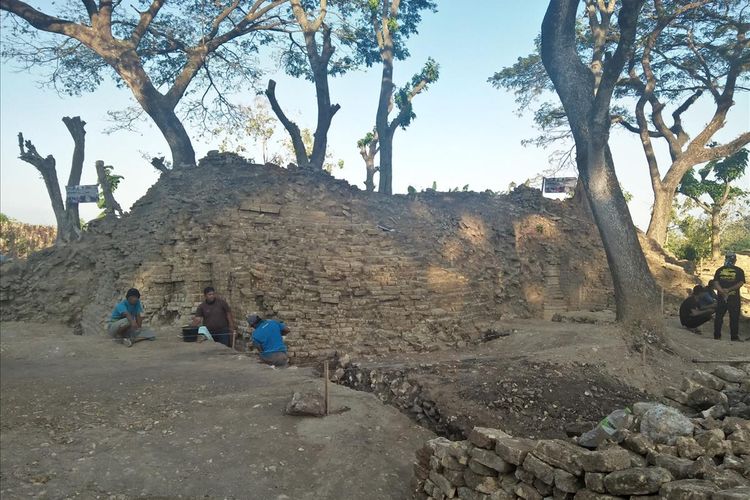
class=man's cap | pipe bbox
[246,314,260,326]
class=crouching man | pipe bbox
[247,314,289,367]
[108,288,156,347]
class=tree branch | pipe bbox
[265,79,308,167]
[130,0,165,48]
[0,0,89,38]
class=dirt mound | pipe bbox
[0,153,701,357]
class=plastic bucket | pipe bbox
[181,326,199,342]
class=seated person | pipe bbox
[247,314,289,367]
[107,288,156,347]
[191,286,236,348]
[679,285,716,333]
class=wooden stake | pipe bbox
[660,288,664,315]
[324,361,330,416]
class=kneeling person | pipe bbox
[679,285,715,332]
[108,288,156,347]
[192,287,236,347]
[248,314,289,367]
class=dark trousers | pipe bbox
[682,313,713,329]
[714,295,741,340]
[211,329,232,348]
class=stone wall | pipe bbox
[413,364,750,499]
[0,153,695,357]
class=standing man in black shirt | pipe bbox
[713,252,746,341]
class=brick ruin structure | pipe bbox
[0,152,694,359]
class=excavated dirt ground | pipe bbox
[1,315,748,498]
[0,322,433,499]
[348,314,750,440]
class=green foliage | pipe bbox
[97,165,124,213]
[348,0,438,68]
[665,201,712,261]
[678,149,749,208]
[1,1,283,133]
[394,57,440,129]
[357,131,376,148]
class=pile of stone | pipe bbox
[413,364,750,499]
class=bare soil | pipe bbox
[1,315,748,498]
[0,322,433,499]
[350,315,750,440]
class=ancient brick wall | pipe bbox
[0,152,693,358]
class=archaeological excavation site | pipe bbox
[1,154,749,499]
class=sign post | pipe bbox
[542,177,577,195]
[65,185,99,204]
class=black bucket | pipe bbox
[181,326,199,342]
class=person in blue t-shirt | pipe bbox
[107,288,155,347]
[247,314,289,367]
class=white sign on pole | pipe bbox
[66,185,99,203]
[542,177,577,194]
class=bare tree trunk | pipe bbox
[541,0,661,326]
[376,18,395,194]
[265,79,310,168]
[306,25,340,170]
[16,133,78,243]
[711,208,722,260]
[95,160,123,218]
[62,116,85,237]
[646,184,674,246]
[146,105,196,169]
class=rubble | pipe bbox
[412,364,750,499]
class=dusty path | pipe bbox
[0,322,433,499]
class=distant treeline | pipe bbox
[0,214,56,260]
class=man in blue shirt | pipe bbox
[247,314,289,366]
[107,288,155,347]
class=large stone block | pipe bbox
[522,453,555,485]
[713,365,747,383]
[464,469,499,494]
[649,452,694,480]
[554,467,583,493]
[430,470,457,498]
[584,472,606,493]
[602,467,673,495]
[658,479,718,500]
[675,436,705,460]
[514,482,543,500]
[495,437,536,466]
[712,486,750,500]
[689,370,726,391]
[470,447,513,473]
[469,427,511,449]
[578,447,631,473]
[531,439,585,476]
[468,458,497,476]
[640,404,695,445]
[687,387,729,410]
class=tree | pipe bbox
[16,116,87,243]
[351,0,438,194]
[1,0,289,169]
[677,148,749,259]
[95,160,123,218]
[492,1,750,246]
[265,0,347,170]
[617,1,750,245]
[541,0,662,325]
[357,58,439,193]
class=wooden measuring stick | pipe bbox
[324,361,330,416]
